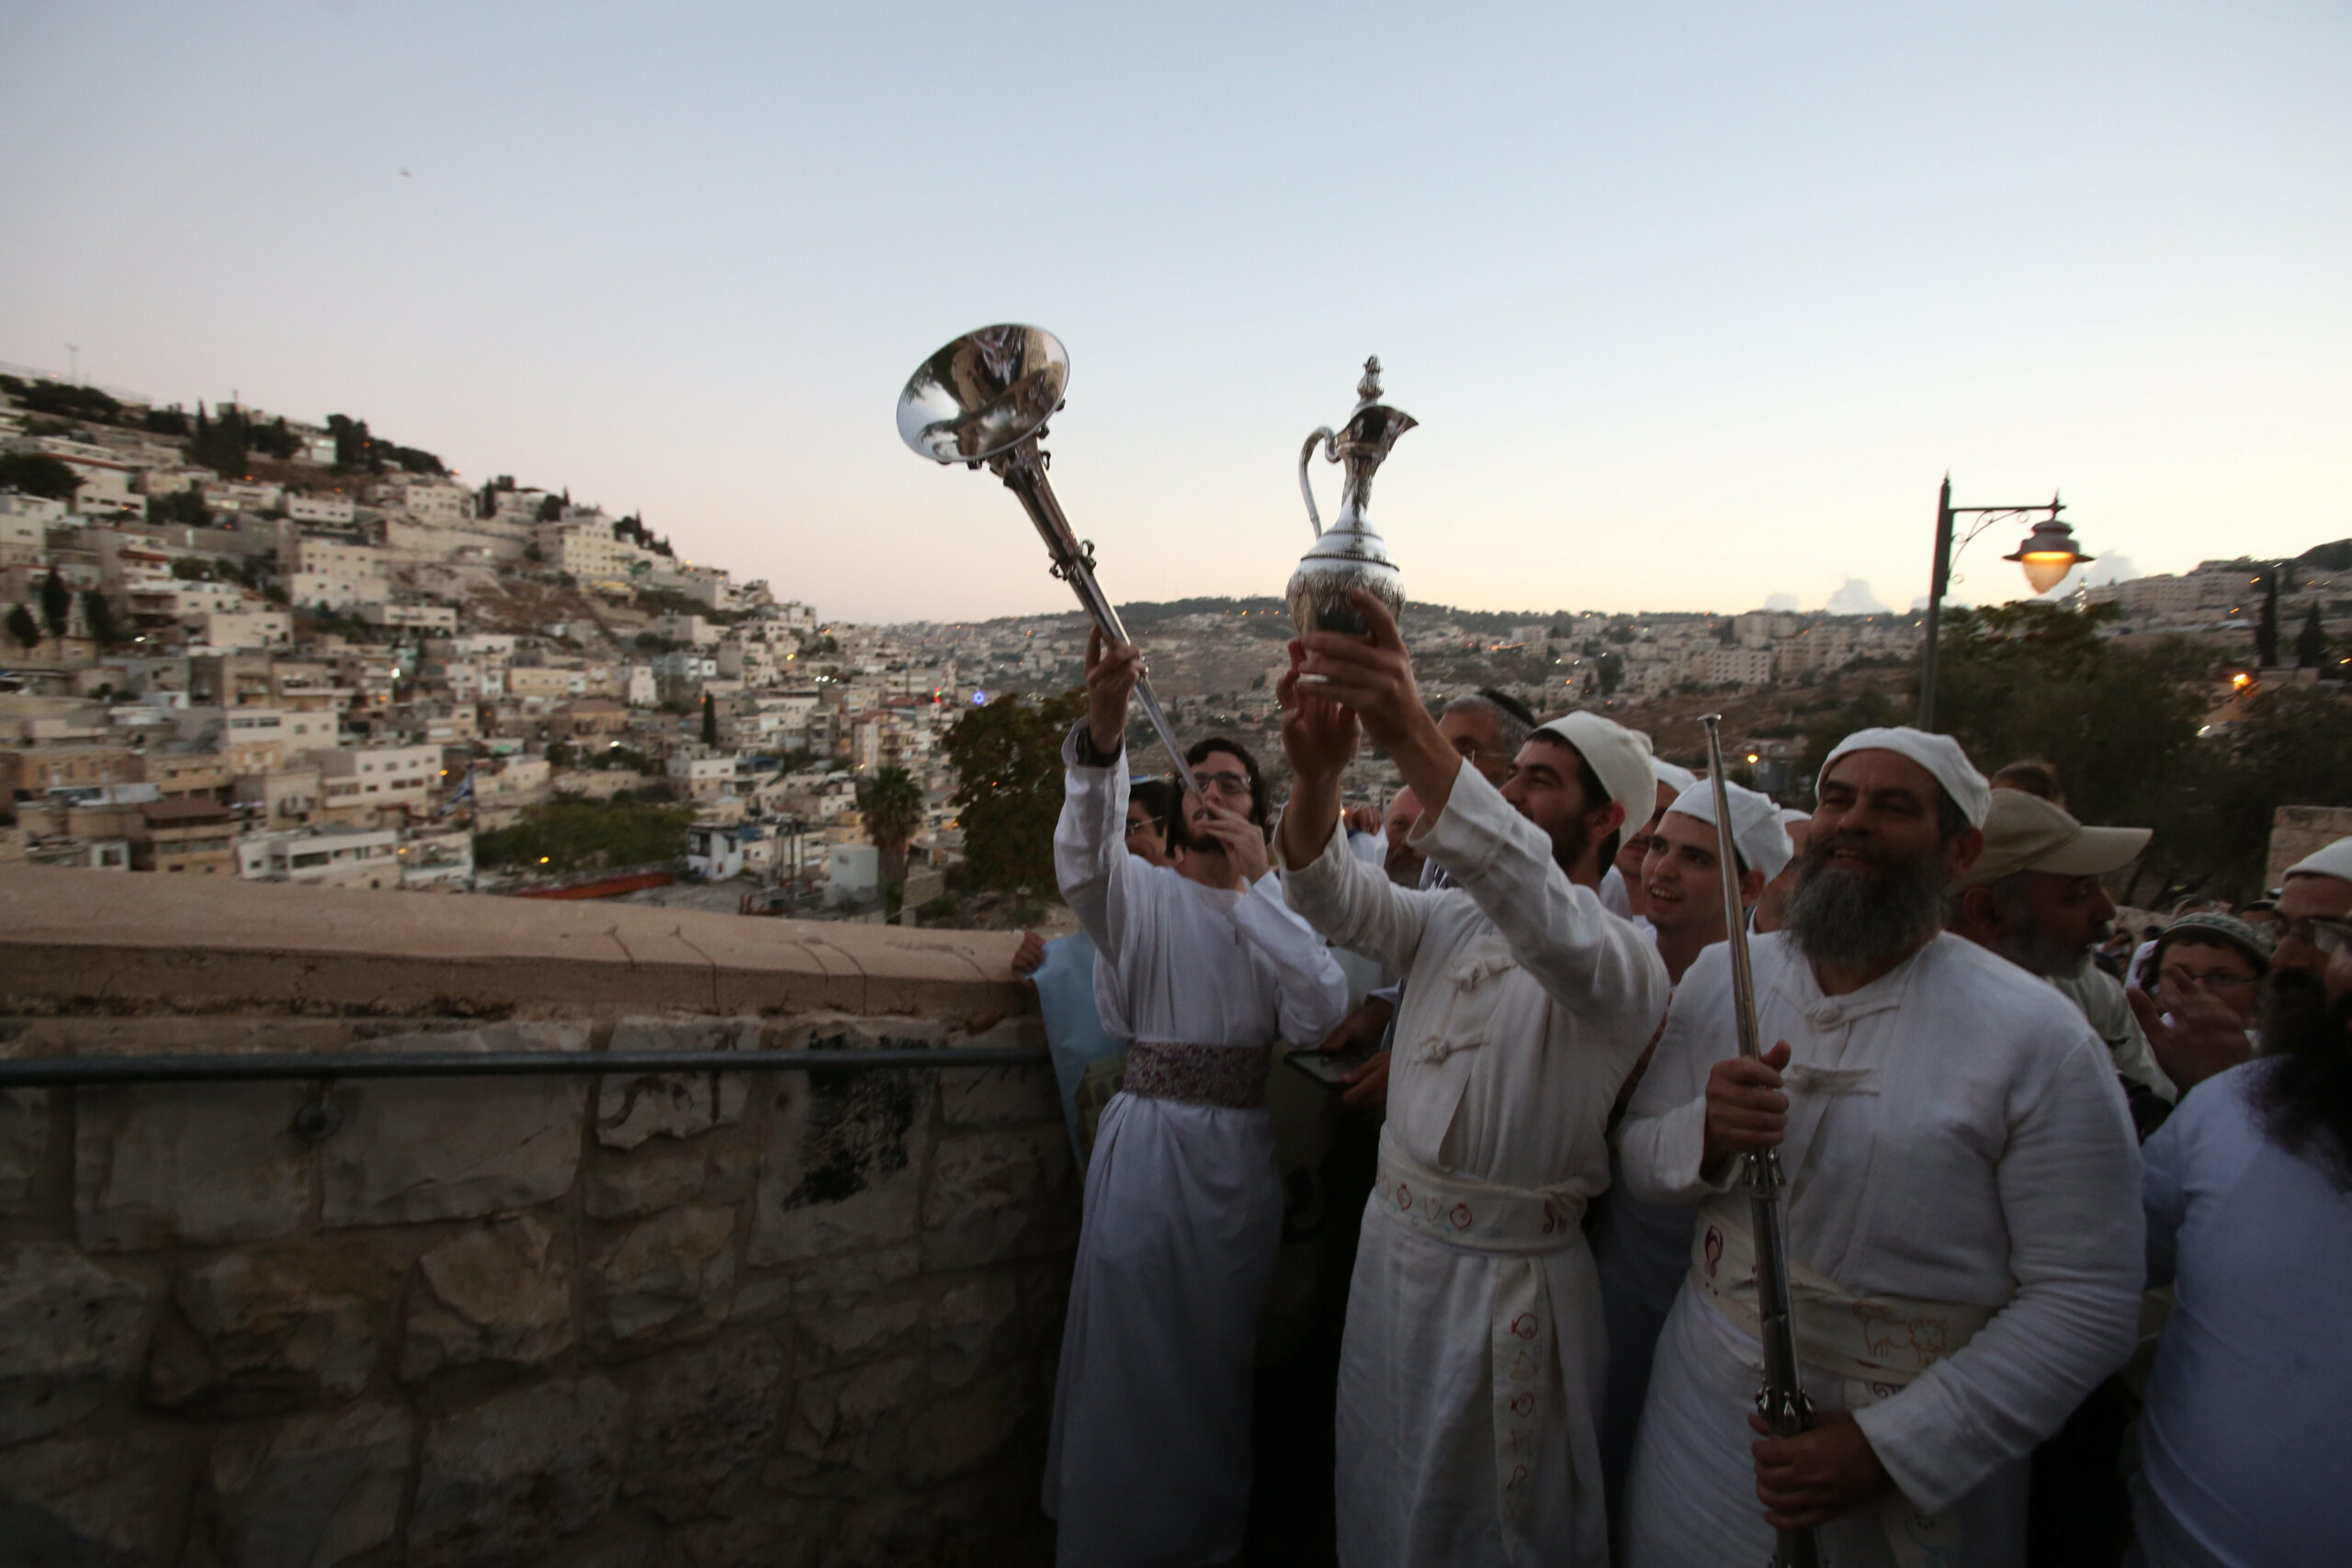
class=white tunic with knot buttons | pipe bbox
[1616,931,2144,1568]
[1042,728,1351,1568]
[1282,760,1669,1568]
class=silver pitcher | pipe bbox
[1288,356,1417,638]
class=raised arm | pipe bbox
[1052,629,1147,951]
[1274,651,1438,971]
[1416,759,1668,1034]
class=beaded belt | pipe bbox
[1123,1042,1271,1110]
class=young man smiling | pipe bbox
[1274,591,1668,1568]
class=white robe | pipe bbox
[1281,760,1670,1568]
[1617,932,2145,1567]
[1042,733,1351,1568]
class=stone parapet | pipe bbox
[0,866,1033,1022]
[2267,804,2352,888]
[0,1008,1076,1565]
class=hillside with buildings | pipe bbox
[3,368,2346,916]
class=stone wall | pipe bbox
[2267,804,2352,887]
[0,871,1077,1568]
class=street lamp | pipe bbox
[1917,476,2089,729]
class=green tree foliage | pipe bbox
[859,764,925,886]
[324,413,446,478]
[6,604,40,651]
[142,404,191,437]
[473,798,697,874]
[80,591,122,649]
[1798,600,2349,899]
[942,689,1087,891]
[2256,568,2280,667]
[0,453,80,502]
[700,692,718,746]
[15,380,121,423]
[536,493,565,524]
[39,569,72,640]
[2294,602,2328,669]
[149,489,214,526]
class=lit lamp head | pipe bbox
[2004,514,2093,595]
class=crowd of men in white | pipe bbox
[1015,590,2351,1568]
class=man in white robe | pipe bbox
[1044,632,1351,1568]
[1274,592,1671,1567]
[1591,780,1787,1553]
[1618,728,2144,1568]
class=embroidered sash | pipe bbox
[1374,1134,1589,1564]
[1122,1041,1270,1110]
[1692,1192,1996,1568]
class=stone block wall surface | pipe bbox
[0,1012,1075,1567]
[2267,803,2352,888]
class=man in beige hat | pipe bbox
[1276,591,1669,1568]
[1947,788,2174,1117]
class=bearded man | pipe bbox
[1617,728,2143,1568]
[1276,592,1669,1568]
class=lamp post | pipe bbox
[1916,476,2090,729]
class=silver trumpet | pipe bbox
[1700,714,1824,1568]
[896,324,1186,769]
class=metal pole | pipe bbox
[1917,475,1954,730]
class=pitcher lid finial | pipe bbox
[1357,356,1383,404]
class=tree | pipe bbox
[2295,602,2328,669]
[700,692,718,746]
[0,453,80,502]
[81,590,122,649]
[474,798,698,874]
[6,604,40,652]
[859,764,925,886]
[2256,567,2280,668]
[537,493,566,524]
[942,688,1088,891]
[39,568,72,640]
[149,489,213,526]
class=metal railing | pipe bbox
[0,1045,1047,1089]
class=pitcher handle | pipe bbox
[1298,427,1337,538]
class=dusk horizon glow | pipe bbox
[5,3,2345,623]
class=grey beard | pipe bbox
[1784,849,1950,970]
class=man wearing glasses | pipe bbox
[1042,629,1351,1568]
[2127,839,2352,1095]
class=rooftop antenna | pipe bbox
[65,344,79,385]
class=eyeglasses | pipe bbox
[1123,816,1164,839]
[2157,965,2260,994]
[2279,915,2352,956]
[1190,771,1251,800]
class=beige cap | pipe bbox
[1959,789,2150,887]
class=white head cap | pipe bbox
[1652,758,1699,797]
[2285,836,2352,885]
[1529,712,1656,838]
[1817,727,1991,829]
[1668,780,1795,881]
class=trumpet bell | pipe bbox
[896,324,1069,464]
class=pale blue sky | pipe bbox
[4,3,2345,622]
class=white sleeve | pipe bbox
[1279,815,1442,976]
[1051,723,1136,958]
[1617,946,1742,1202]
[1415,758,1669,1039]
[1231,874,1354,1045]
[1850,1029,2145,1517]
